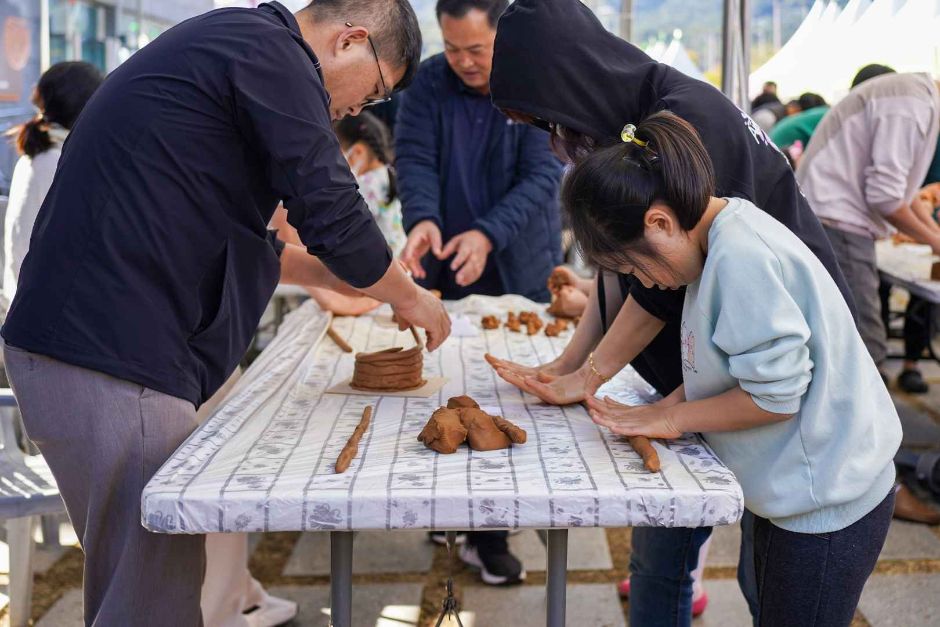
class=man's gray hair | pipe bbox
[303,0,422,90]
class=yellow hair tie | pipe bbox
[621,123,648,147]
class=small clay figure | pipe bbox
[481,315,500,330]
[335,405,372,473]
[417,407,468,454]
[447,395,480,409]
[457,408,512,451]
[351,346,425,391]
[544,318,570,337]
[505,312,522,333]
[518,311,540,325]
[526,319,541,335]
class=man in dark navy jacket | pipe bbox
[1,2,450,624]
[397,0,563,304]
[396,0,562,587]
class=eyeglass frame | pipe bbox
[345,21,392,108]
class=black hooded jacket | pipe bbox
[490,0,855,394]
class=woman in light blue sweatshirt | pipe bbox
[567,111,901,626]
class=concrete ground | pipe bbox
[2,343,939,626]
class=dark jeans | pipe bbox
[629,526,712,627]
[750,490,894,627]
[879,282,933,363]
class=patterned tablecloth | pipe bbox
[877,240,940,303]
[142,295,743,534]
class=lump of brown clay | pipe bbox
[492,415,527,444]
[505,312,521,333]
[548,268,571,292]
[447,395,480,409]
[351,346,425,391]
[417,407,468,454]
[544,318,570,337]
[417,396,528,454]
[932,262,940,281]
[481,315,500,330]
[456,408,512,451]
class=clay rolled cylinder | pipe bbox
[629,435,661,473]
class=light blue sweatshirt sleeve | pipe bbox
[709,244,814,415]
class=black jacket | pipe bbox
[2,2,391,407]
[490,0,855,394]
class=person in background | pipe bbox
[769,93,829,168]
[397,0,563,305]
[335,112,406,256]
[797,72,940,380]
[3,62,102,307]
[396,0,563,585]
[750,80,778,111]
[270,111,404,316]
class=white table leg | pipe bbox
[545,528,568,627]
[330,531,354,627]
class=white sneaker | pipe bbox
[243,593,299,627]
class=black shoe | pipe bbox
[898,369,929,394]
[428,531,467,546]
[459,543,526,585]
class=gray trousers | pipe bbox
[3,342,205,626]
[822,226,888,367]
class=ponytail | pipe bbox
[10,115,53,158]
[562,111,715,269]
[333,112,398,204]
[8,61,103,158]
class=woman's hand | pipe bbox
[490,361,607,406]
[484,353,573,379]
[585,395,683,439]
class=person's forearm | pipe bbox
[666,386,791,434]
[279,243,345,288]
[591,295,666,378]
[357,260,419,309]
[555,277,603,369]
[885,205,940,248]
[655,384,686,408]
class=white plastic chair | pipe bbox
[0,389,64,627]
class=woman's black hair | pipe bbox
[10,61,103,158]
[562,111,715,274]
[333,111,398,204]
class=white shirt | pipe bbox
[3,126,67,306]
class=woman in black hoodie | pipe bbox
[483,1,857,625]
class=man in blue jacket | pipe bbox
[396,0,563,585]
[397,0,563,304]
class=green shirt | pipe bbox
[770,106,830,149]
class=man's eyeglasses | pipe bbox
[347,22,392,108]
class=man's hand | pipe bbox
[440,230,493,287]
[400,220,443,279]
[391,285,451,351]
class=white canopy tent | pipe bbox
[750,0,940,104]
[644,31,708,83]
